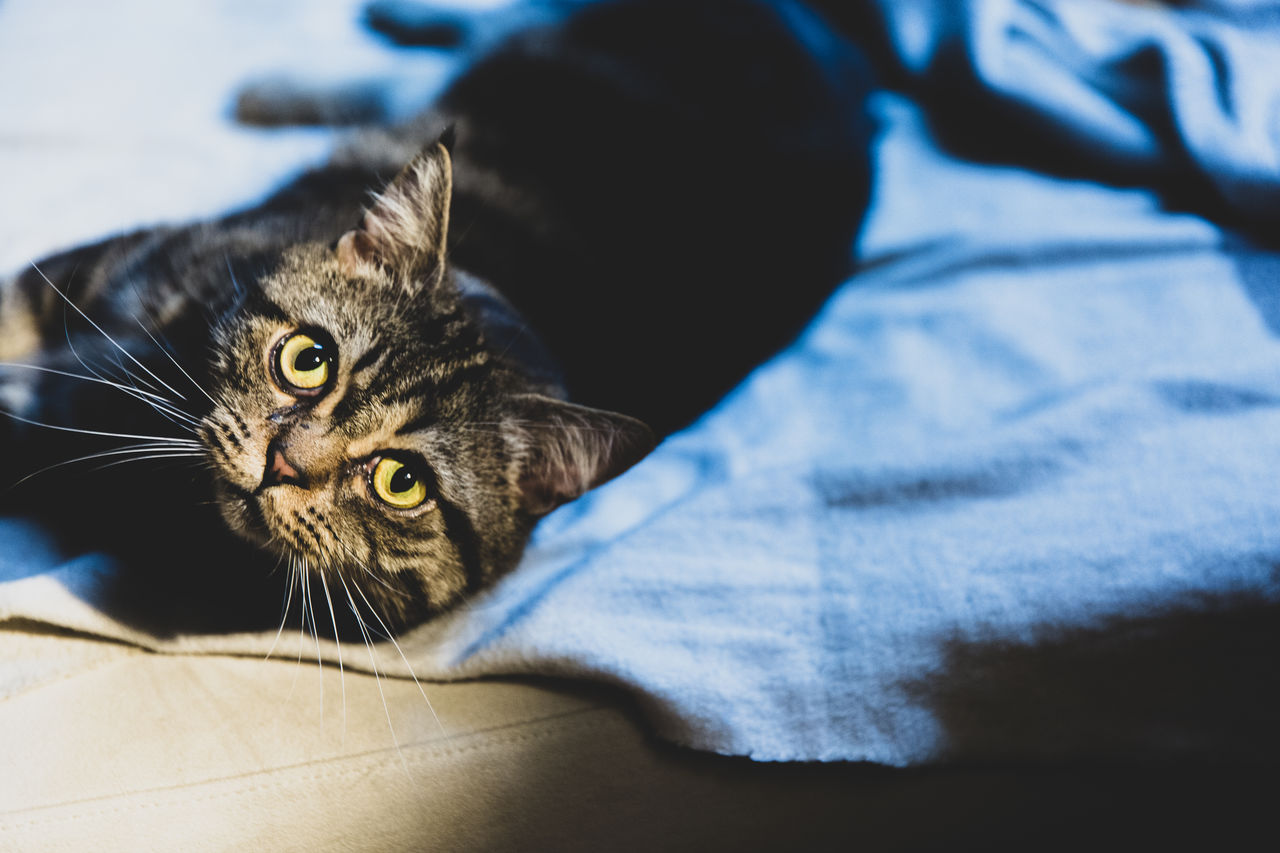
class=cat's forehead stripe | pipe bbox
[388,360,493,433]
[250,294,291,324]
[350,342,386,375]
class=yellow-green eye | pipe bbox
[275,331,335,395]
[371,456,430,509]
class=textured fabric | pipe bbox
[4,0,1280,767]
[871,0,1280,226]
[1,642,857,852]
[7,638,1266,852]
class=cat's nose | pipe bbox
[261,440,309,490]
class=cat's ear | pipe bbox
[336,140,452,290]
[509,395,656,516]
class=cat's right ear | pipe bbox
[509,395,656,517]
[336,140,452,292]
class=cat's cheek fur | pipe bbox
[200,406,274,494]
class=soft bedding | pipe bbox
[2,0,1279,765]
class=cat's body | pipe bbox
[0,0,872,632]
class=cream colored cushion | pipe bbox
[2,625,855,852]
[1,622,1271,852]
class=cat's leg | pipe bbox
[362,0,577,49]
[234,78,398,127]
[232,0,476,128]
[362,0,476,47]
[232,1,579,129]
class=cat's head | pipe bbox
[197,141,653,627]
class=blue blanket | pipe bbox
[3,0,1279,764]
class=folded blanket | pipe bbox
[871,0,1280,230]
[3,0,1280,764]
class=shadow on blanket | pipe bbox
[1234,249,1280,337]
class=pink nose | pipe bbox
[262,442,307,489]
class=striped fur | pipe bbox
[0,141,651,631]
[195,145,652,626]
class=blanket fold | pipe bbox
[869,0,1280,232]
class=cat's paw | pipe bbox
[234,76,393,127]
[363,0,470,47]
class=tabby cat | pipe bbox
[0,0,872,632]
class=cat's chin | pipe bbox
[212,483,276,551]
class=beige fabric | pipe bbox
[1,622,1271,851]
[1,624,859,852]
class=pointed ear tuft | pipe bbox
[510,395,656,516]
[437,123,457,153]
[336,142,452,288]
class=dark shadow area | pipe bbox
[816,453,1065,512]
[428,674,1279,852]
[903,592,1280,765]
[426,0,876,436]
[1151,379,1280,415]
[1232,247,1280,339]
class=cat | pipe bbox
[0,0,873,633]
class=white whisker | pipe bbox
[139,400,202,432]
[67,321,164,396]
[10,441,204,488]
[0,362,179,407]
[63,321,159,399]
[130,314,220,408]
[41,300,194,429]
[317,564,348,740]
[329,535,408,600]
[264,550,296,663]
[30,261,188,401]
[285,556,308,705]
[0,409,202,445]
[350,577,445,737]
[88,451,205,473]
[321,539,442,735]
[336,568,408,774]
[303,559,324,726]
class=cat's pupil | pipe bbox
[390,466,417,494]
[294,346,325,372]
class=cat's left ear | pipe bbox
[509,395,656,517]
[336,140,452,291]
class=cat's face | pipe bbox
[197,143,652,627]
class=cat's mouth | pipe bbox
[216,477,351,571]
[212,480,274,549]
